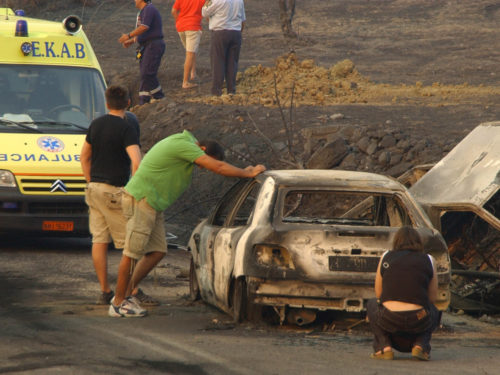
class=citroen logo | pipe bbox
[50,179,68,193]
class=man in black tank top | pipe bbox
[366,226,440,361]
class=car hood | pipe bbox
[410,122,500,210]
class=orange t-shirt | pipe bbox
[173,0,205,32]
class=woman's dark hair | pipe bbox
[199,140,225,161]
[392,226,424,253]
[105,85,129,110]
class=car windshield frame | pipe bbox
[275,187,417,228]
[0,64,106,132]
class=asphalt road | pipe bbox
[1,236,499,375]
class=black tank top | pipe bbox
[380,250,434,308]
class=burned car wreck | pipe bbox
[188,170,451,325]
[408,122,500,313]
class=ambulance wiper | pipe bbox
[0,118,44,133]
[20,121,88,131]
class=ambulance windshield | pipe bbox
[0,65,106,130]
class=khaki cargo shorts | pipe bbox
[178,30,202,53]
[85,182,127,248]
[122,191,167,260]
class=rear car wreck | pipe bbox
[409,122,500,313]
[188,170,451,325]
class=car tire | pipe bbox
[232,277,262,323]
[232,277,247,323]
[189,258,201,301]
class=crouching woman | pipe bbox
[366,226,440,361]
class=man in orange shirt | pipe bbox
[171,0,205,89]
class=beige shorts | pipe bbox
[178,30,202,53]
[122,191,167,260]
[85,182,127,248]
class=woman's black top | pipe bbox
[380,250,434,308]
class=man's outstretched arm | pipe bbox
[194,154,266,178]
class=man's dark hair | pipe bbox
[199,140,225,161]
[392,226,424,253]
[105,85,129,110]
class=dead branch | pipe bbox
[246,111,298,168]
[246,111,281,158]
[273,74,297,164]
[236,126,259,164]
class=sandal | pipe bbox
[411,346,430,361]
[370,350,394,360]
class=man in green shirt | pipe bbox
[109,130,266,317]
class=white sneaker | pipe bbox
[108,298,147,318]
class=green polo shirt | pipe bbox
[125,130,205,211]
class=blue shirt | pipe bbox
[136,3,163,44]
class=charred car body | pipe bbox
[409,122,500,313]
[188,170,451,324]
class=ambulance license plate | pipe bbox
[42,221,74,232]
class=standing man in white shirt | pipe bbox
[202,0,245,96]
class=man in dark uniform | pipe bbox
[119,0,165,105]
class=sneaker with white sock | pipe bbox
[108,298,147,318]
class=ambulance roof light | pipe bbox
[15,20,28,37]
[15,9,25,16]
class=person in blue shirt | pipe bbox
[119,0,165,105]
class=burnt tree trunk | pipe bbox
[279,0,297,38]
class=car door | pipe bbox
[196,180,251,307]
[212,180,262,306]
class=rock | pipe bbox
[385,162,414,177]
[306,137,349,169]
[378,151,390,164]
[413,140,429,152]
[357,136,371,153]
[330,113,345,121]
[390,152,403,165]
[379,134,397,148]
[396,139,411,151]
[340,126,361,140]
[339,152,359,169]
[366,141,378,155]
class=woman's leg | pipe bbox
[366,298,393,353]
[413,304,440,353]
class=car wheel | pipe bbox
[232,277,247,323]
[189,258,200,301]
